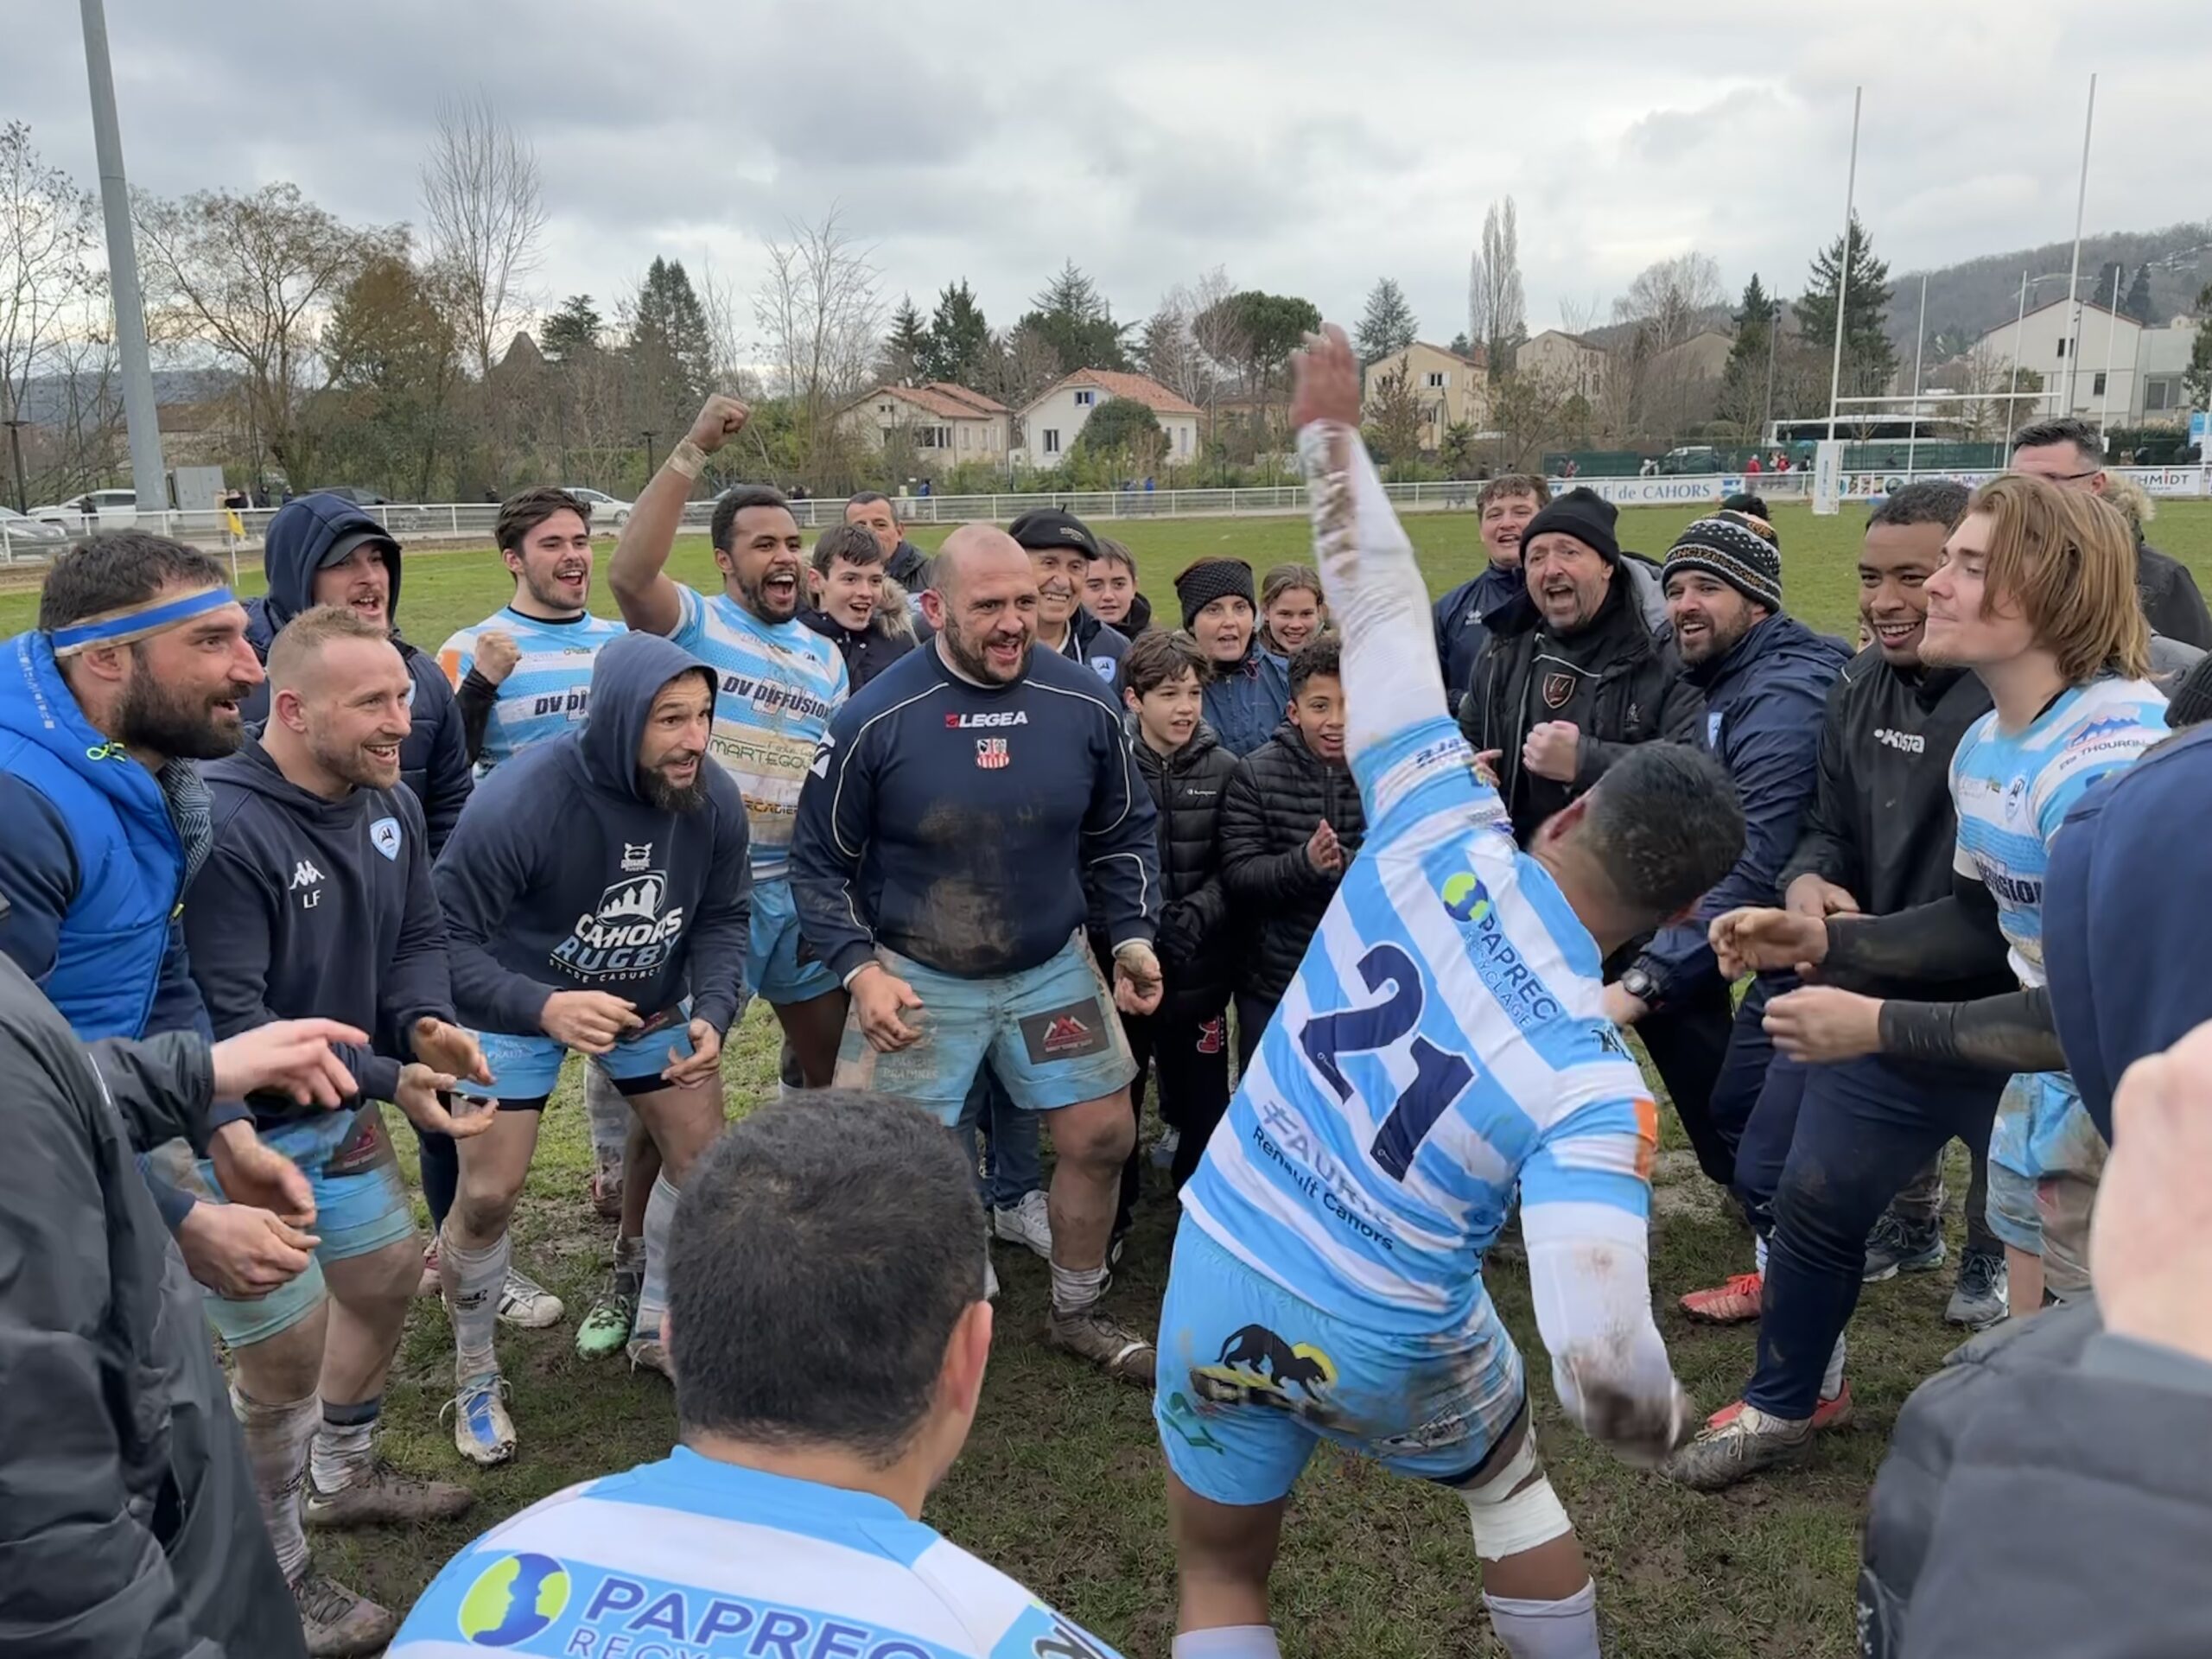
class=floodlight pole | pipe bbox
[79,0,167,514]
[1907,271,1927,475]
[1823,86,1863,443]
[2098,262,2122,446]
[2061,73,2096,413]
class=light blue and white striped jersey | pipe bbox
[439,607,628,777]
[388,1449,1122,1659]
[1949,674,2165,1180]
[670,586,849,882]
[1179,714,1659,1337]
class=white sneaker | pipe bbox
[445,1373,516,1466]
[497,1267,564,1329]
[992,1190,1053,1260]
[984,1250,1000,1301]
[1150,1127,1181,1169]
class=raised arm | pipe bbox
[608,394,749,638]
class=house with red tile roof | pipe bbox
[1014,368,1202,470]
[839,381,1013,468]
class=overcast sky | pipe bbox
[14,0,2209,353]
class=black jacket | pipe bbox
[2137,537,2212,649]
[798,577,919,692]
[1779,648,2018,1002]
[1433,561,1522,715]
[1860,1300,2212,1659]
[0,945,305,1659]
[1105,591,1155,641]
[241,493,473,854]
[1217,721,1366,1002]
[884,538,930,588]
[1458,568,1705,842]
[1134,721,1239,1019]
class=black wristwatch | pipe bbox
[1619,966,1660,1007]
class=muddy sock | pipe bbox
[234,1386,318,1583]
[308,1396,379,1497]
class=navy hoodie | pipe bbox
[241,493,473,854]
[790,638,1160,982]
[183,738,456,1118]
[434,631,752,1038]
[2045,724,2212,1142]
[1631,611,1852,1004]
[1433,561,1523,714]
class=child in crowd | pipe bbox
[798,523,916,691]
[1217,634,1363,1071]
[1175,556,1284,756]
[1258,562,1326,663]
[1084,537,1153,640]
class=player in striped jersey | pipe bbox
[611,397,853,1102]
[1152,329,1745,1659]
[390,1091,1122,1659]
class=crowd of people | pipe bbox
[3,320,2210,1659]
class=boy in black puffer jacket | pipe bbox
[1217,634,1365,1072]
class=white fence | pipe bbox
[5,466,2208,565]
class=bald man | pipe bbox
[791,524,1167,1384]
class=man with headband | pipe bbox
[0,531,327,1306]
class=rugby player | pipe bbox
[1153,327,1745,1659]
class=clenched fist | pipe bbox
[474,629,521,685]
[687,394,751,455]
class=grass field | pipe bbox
[18,502,2212,1656]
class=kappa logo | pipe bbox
[946,709,1029,728]
[976,736,1011,769]
[369,817,402,861]
[2004,774,2029,822]
[289,859,325,891]
[620,841,653,873]
[1874,728,1927,754]
[1707,710,1725,750]
[808,733,836,778]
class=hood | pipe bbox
[1109,591,1155,640]
[203,734,374,826]
[874,576,917,643]
[1691,611,1853,696]
[0,629,178,834]
[257,493,403,639]
[2103,470,2153,534]
[580,630,717,799]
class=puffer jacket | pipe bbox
[1217,721,1366,1002]
[1135,721,1239,1019]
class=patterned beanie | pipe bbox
[1663,509,1783,612]
[1175,557,1257,628]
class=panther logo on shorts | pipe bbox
[1192,1324,1340,1423]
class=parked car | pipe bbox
[29,487,141,531]
[1659,446,1724,475]
[562,486,633,530]
[319,486,392,506]
[0,506,67,547]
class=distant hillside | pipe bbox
[15,367,235,427]
[1885,222,2212,352]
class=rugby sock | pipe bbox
[308,1396,379,1496]
[1484,1580,1599,1659]
[636,1173,680,1338]
[1173,1628,1281,1658]
[584,1065,629,1162]
[1050,1261,1109,1317]
[1821,1334,1847,1402]
[233,1386,318,1583]
[439,1221,508,1381]
[1754,1234,1770,1275]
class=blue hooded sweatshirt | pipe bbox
[1433,561,1524,715]
[434,631,753,1039]
[242,493,473,855]
[1203,641,1292,759]
[1631,611,1852,1005]
[2045,723,2212,1143]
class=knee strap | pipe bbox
[1459,1431,1573,1560]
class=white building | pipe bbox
[1014,368,1202,470]
[1974,298,2148,423]
[837,382,1012,467]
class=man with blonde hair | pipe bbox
[1670,474,2168,1491]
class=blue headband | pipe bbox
[48,585,238,657]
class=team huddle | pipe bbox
[3,324,2206,1659]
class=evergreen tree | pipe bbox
[919,279,992,386]
[1018,260,1131,373]
[1718,274,1782,440]
[1354,277,1419,364]
[1797,214,1895,397]
[542,293,603,361]
[1447,331,1473,357]
[2123,262,2158,326]
[628,257,714,425]
[880,294,930,384]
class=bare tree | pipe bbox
[1183,264,1243,441]
[751,207,883,484]
[0,124,102,505]
[1613,251,1725,356]
[419,91,547,380]
[1556,292,1605,338]
[134,182,385,484]
[1468,197,1526,375]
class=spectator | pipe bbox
[1217,634,1364,1074]
[1457,486,1700,844]
[790,524,1164,1382]
[2010,416,2212,647]
[1177,556,1287,756]
[238,493,474,855]
[1083,536,1154,639]
[1257,561,1325,669]
[1605,505,1850,1198]
[844,489,930,588]
[1116,630,1238,1201]
[1746,454,1764,474]
[181,606,497,1650]
[1008,505,1127,689]
[1859,1018,2212,1659]
[1432,473,1552,712]
[799,521,918,691]
[0,947,366,1659]
[389,1093,1124,1657]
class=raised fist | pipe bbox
[688,394,751,455]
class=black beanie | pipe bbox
[1174,557,1257,628]
[1519,486,1620,564]
[1664,509,1784,612]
